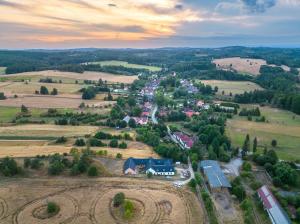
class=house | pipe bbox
[132,116,148,125]
[197,100,205,107]
[199,160,231,192]
[173,132,195,149]
[123,115,131,123]
[184,110,199,118]
[257,185,291,224]
[123,157,175,176]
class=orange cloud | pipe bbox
[0,0,200,43]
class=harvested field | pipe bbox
[213,57,290,75]
[91,60,162,72]
[1,70,138,84]
[0,95,115,108]
[200,80,263,95]
[0,178,203,224]
[0,81,82,95]
[0,124,98,138]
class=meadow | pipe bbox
[226,105,300,161]
[200,80,263,95]
[91,60,162,72]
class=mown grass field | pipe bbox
[0,67,6,75]
[226,105,300,161]
[200,80,263,95]
[91,60,162,72]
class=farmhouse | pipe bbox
[199,160,231,192]
[173,132,195,149]
[257,185,291,224]
[123,157,175,176]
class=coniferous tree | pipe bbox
[253,137,257,153]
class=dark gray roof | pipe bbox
[124,157,174,173]
[199,160,231,188]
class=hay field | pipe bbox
[0,95,114,108]
[0,178,203,224]
[227,105,300,161]
[0,81,82,95]
[200,80,263,95]
[0,124,98,138]
[213,57,290,75]
[1,70,138,84]
[91,60,162,72]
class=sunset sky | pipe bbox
[0,0,300,49]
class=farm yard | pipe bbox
[0,70,138,84]
[226,105,300,161]
[0,178,203,224]
[213,57,290,75]
[200,80,263,95]
[89,60,162,72]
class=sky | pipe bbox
[0,0,300,49]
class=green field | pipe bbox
[200,80,263,95]
[91,60,162,72]
[0,106,73,123]
[0,67,6,75]
[227,105,300,161]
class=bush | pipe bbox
[30,158,43,169]
[116,153,123,159]
[109,139,118,148]
[118,141,127,149]
[242,162,252,171]
[124,200,134,219]
[89,138,106,147]
[88,165,99,177]
[24,158,31,168]
[0,157,22,176]
[47,202,59,214]
[113,192,125,207]
[48,161,64,175]
[55,136,67,144]
[75,138,86,146]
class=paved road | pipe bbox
[151,104,158,124]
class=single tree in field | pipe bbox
[271,139,277,148]
[113,192,125,207]
[253,137,257,153]
[21,104,28,113]
[51,88,58,95]
[242,134,250,156]
[40,86,49,95]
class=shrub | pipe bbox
[75,138,86,146]
[24,158,31,168]
[88,165,99,177]
[118,141,127,149]
[89,138,106,147]
[124,200,134,219]
[113,192,125,207]
[47,202,59,214]
[116,153,123,159]
[40,86,49,95]
[0,157,22,176]
[48,161,64,175]
[55,136,67,144]
[30,158,43,169]
[242,162,252,171]
[109,139,118,148]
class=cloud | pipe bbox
[241,0,277,13]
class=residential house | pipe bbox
[173,132,195,149]
[124,157,175,176]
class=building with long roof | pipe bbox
[257,185,291,224]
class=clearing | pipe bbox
[0,70,138,84]
[200,80,263,95]
[213,57,290,75]
[226,105,300,161]
[0,95,114,108]
[89,60,162,72]
[0,177,203,224]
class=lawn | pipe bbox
[226,105,300,161]
[200,80,263,95]
[91,60,162,72]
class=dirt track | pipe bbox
[0,177,204,224]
